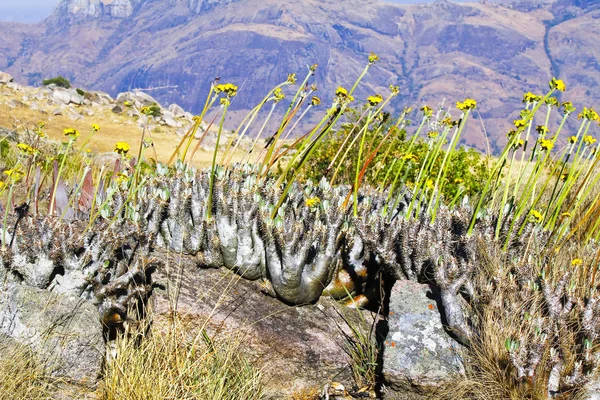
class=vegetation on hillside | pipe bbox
[1,53,600,399]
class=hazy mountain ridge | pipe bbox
[1,0,599,149]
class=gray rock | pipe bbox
[116,90,159,108]
[30,102,40,111]
[161,110,178,127]
[168,103,186,118]
[0,71,13,84]
[583,379,600,400]
[52,88,73,105]
[6,82,22,91]
[382,280,464,397]
[68,111,83,121]
[111,105,123,114]
[8,99,24,109]
[0,283,104,386]
[152,257,370,399]
[52,108,64,116]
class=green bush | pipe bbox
[42,76,71,89]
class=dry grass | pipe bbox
[99,315,264,400]
[0,101,251,169]
[0,337,61,400]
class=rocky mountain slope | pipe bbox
[0,0,599,149]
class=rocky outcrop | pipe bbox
[0,283,104,385]
[62,0,142,18]
[152,258,373,399]
[381,280,464,398]
[0,71,13,85]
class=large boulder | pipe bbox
[116,90,160,108]
[381,280,465,398]
[151,254,375,399]
[0,283,104,386]
[0,71,13,85]
[168,103,186,118]
[52,87,83,105]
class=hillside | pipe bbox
[0,0,599,149]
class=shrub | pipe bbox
[42,76,71,89]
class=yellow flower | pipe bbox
[441,117,458,127]
[116,173,129,186]
[507,129,518,139]
[545,97,560,107]
[287,73,296,84]
[523,92,542,103]
[192,115,202,123]
[220,98,230,106]
[17,143,36,155]
[335,86,354,104]
[367,94,383,107]
[311,96,321,106]
[514,119,527,129]
[578,107,600,121]
[513,139,525,149]
[310,64,318,72]
[92,123,100,132]
[560,173,568,182]
[550,77,566,92]
[402,153,418,162]
[529,209,543,224]
[0,181,4,189]
[569,136,578,144]
[305,197,320,208]
[114,141,130,155]
[123,101,132,107]
[425,179,434,190]
[273,87,285,102]
[571,259,583,267]
[3,168,24,183]
[420,105,433,117]
[336,86,349,97]
[538,138,554,151]
[215,83,238,97]
[454,178,464,184]
[536,125,549,135]
[368,52,379,64]
[389,85,400,95]
[427,131,439,139]
[63,128,79,138]
[583,135,597,145]
[561,212,572,218]
[562,101,576,115]
[456,98,477,111]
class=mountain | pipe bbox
[1,0,599,150]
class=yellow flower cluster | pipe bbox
[3,168,24,183]
[63,128,79,138]
[92,123,100,132]
[215,83,238,97]
[427,131,439,139]
[550,77,566,92]
[569,136,578,144]
[420,105,433,117]
[114,141,131,155]
[367,94,383,107]
[578,107,600,121]
[513,119,528,129]
[17,143,36,155]
[456,98,477,111]
[311,96,321,106]
[538,138,554,151]
[523,92,542,103]
[536,125,549,135]
[273,87,285,102]
[287,73,296,84]
[335,86,354,103]
[562,102,576,115]
[529,209,543,224]
[571,259,583,267]
[305,197,320,208]
[368,52,379,64]
[583,135,597,145]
